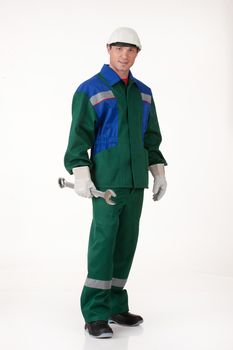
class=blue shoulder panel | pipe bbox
[76,74,118,156]
[133,78,153,140]
[132,78,152,95]
[77,74,108,97]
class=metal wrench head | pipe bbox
[104,189,117,205]
[58,177,66,188]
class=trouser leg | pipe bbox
[80,191,122,323]
[110,189,144,315]
[80,188,144,322]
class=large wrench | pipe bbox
[58,177,116,206]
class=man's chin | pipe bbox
[118,66,129,73]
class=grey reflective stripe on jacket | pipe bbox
[141,92,152,104]
[90,91,115,106]
[84,277,127,289]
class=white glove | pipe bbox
[72,166,96,198]
[149,164,167,201]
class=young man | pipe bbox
[64,27,167,338]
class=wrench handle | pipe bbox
[58,177,74,189]
[58,178,104,197]
[65,181,75,189]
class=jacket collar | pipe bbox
[100,64,134,86]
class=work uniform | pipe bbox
[64,64,167,322]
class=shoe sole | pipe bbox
[108,319,143,327]
[85,328,113,339]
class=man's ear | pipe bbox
[106,44,111,54]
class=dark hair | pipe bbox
[109,42,139,51]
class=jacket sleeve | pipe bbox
[64,91,97,174]
[144,96,167,166]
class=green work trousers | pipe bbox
[80,188,144,323]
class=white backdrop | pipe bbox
[1,0,233,306]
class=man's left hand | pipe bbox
[149,164,167,201]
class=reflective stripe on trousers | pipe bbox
[84,277,127,289]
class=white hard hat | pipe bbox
[107,27,142,50]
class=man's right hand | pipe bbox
[72,166,96,198]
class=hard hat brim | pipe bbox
[108,42,140,50]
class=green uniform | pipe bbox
[64,64,167,322]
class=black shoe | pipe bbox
[85,320,113,338]
[109,312,143,327]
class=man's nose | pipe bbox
[121,50,128,59]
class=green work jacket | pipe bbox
[64,64,167,188]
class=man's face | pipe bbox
[107,45,139,77]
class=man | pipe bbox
[64,27,167,338]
